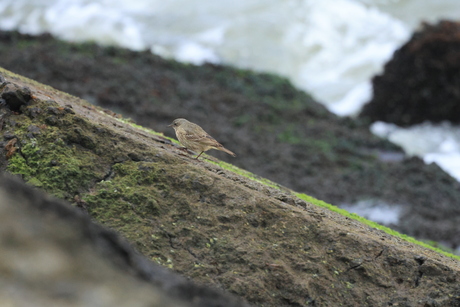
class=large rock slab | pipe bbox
[1,31,460,250]
[0,174,250,307]
[0,67,459,306]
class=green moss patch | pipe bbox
[5,101,110,199]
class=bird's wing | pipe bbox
[185,132,220,147]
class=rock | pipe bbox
[0,80,32,112]
[360,21,460,126]
[0,173,251,307]
[2,30,460,252]
[0,67,459,307]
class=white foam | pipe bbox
[425,153,460,181]
[371,121,460,180]
[173,41,220,65]
[195,27,226,46]
[0,0,146,50]
[370,121,397,137]
[341,200,402,225]
[288,0,409,114]
[327,82,372,116]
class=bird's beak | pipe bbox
[168,123,172,127]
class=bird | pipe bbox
[168,118,236,159]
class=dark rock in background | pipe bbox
[360,20,460,126]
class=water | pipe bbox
[372,121,460,181]
[1,0,460,227]
[341,199,403,225]
[1,0,459,115]
[0,0,409,113]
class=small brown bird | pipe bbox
[168,118,236,159]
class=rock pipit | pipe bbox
[168,118,236,159]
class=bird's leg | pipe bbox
[195,151,204,160]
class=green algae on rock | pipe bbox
[1,67,460,306]
[4,99,111,200]
[1,30,459,252]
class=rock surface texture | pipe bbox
[0,31,460,250]
[0,68,459,306]
[0,175,250,307]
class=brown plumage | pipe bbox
[168,118,236,159]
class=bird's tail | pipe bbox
[220,146,236,157]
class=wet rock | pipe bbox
[45,115,59,126]
[360,21,460,126]
[47,106,61,115]
[66,127,97,149]
[0,82,32,112]
[64,106,75,114]
[273,193,296,205]
[27,124,41,137]
[26,106,42,118]
[0,174,252,307]
[3,132,16,140]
